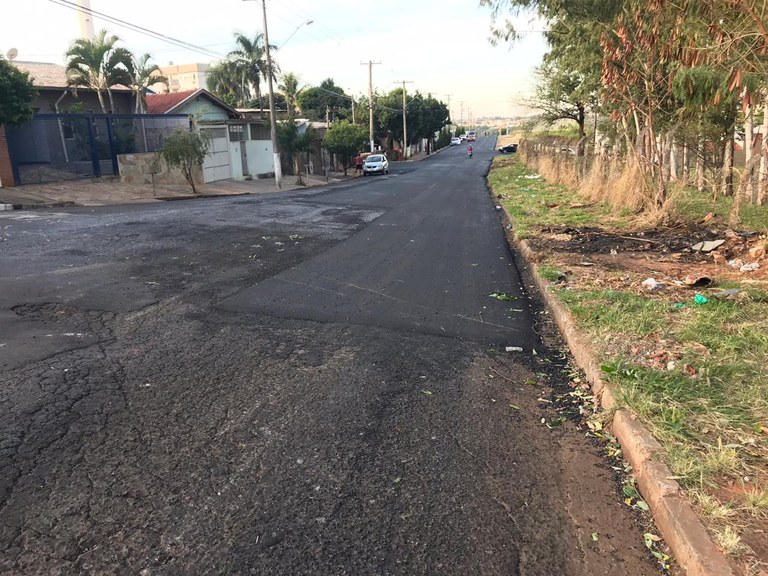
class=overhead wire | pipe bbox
[48,0,228,60]
[46,0,446,117]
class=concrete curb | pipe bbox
[508,222,735,576]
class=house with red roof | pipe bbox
[145,89,275,183]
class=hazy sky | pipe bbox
[0,0,549,118]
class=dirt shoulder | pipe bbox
[488,153,768,576]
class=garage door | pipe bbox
[200,127,230,183]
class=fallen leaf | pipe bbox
[421,390,433,396]
[393,477,402,484]
[509,403,520,410]
[591,532,599,541]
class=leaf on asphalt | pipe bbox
[393,477,402,484]
[509,403,520,410]
[289,234,304,240]
[532,348,538,356]
[421,390,433,396]
[145,281,159,286]
[489,292,517,301]
[591,532,599,541]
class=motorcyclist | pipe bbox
[467,144,473,158]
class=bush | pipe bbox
[158,129,210,193]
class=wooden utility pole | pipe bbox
[396,80,413,159]
[361,61,381,152]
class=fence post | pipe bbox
[87,116,101,178]
[106,116,118,175]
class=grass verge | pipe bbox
[489,154,768,570]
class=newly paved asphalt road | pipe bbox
[0,138,660,575]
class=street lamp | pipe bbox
[278,20,313,50]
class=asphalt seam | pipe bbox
[504,216,735,576]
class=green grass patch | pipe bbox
[488,156,624,237]
[673,185,768,232]
[552,285,768,489]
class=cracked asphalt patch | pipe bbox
[1,170,661,575]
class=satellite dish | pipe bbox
[7,48,18,61]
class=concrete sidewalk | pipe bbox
[0,150,441,210]
[0,171,354,210]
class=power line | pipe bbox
[48,0,227,60]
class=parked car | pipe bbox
[363,153,389,175]
[498,143,518,154]
[450,137,462,146]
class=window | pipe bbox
[249,123,269,140]
[228,124,244,142]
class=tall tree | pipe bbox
[65,29,133,113]
[297,79,349,123]
[228,32,278,113]
[323,120,368,175]
[278,72,303,121]
[0,55,38,187]
[129,53,166,113]
[207,60,247,107]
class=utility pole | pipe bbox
[444,93,453,135]
[396,80,413,158]
[361,61,381,153]
[261,0,281,188]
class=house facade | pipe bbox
[146,89,275,183]
[14,61,135,114]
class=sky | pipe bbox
[0,0,549,119]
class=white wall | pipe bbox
[245,140,274,177]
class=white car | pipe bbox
[450,137,461,146]
[363,154,389,175]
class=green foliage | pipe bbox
[0,56,37,126]
[435,128,452,149]
[158,129,210,194]
[297,79,349,122]
[65,29,133,113]
[277,122,315,184]
[323,120,368,175]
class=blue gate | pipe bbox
[6,113,190,185]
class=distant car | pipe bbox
[466,131,477,142]
[450,137,461,146]
[363,153,389,175]
[498,143,518,154]
[459,133,467,141]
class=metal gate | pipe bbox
[6,113,189,185]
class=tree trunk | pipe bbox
[722,134,734,197]
[696,134,706,193]
[729,152,762,227]
[682,144,690,184]
[669,142,678,181]
[107,88,116,114]
[96,90,107,114]
[744,92,754,201]
[759,90,768,204]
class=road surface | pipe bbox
[0,138,659,575]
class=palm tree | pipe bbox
[207,60,247,107]
[65,29,133,113]
[130,53,167,113]
[228,32,278,115]
[278,72,303,121]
